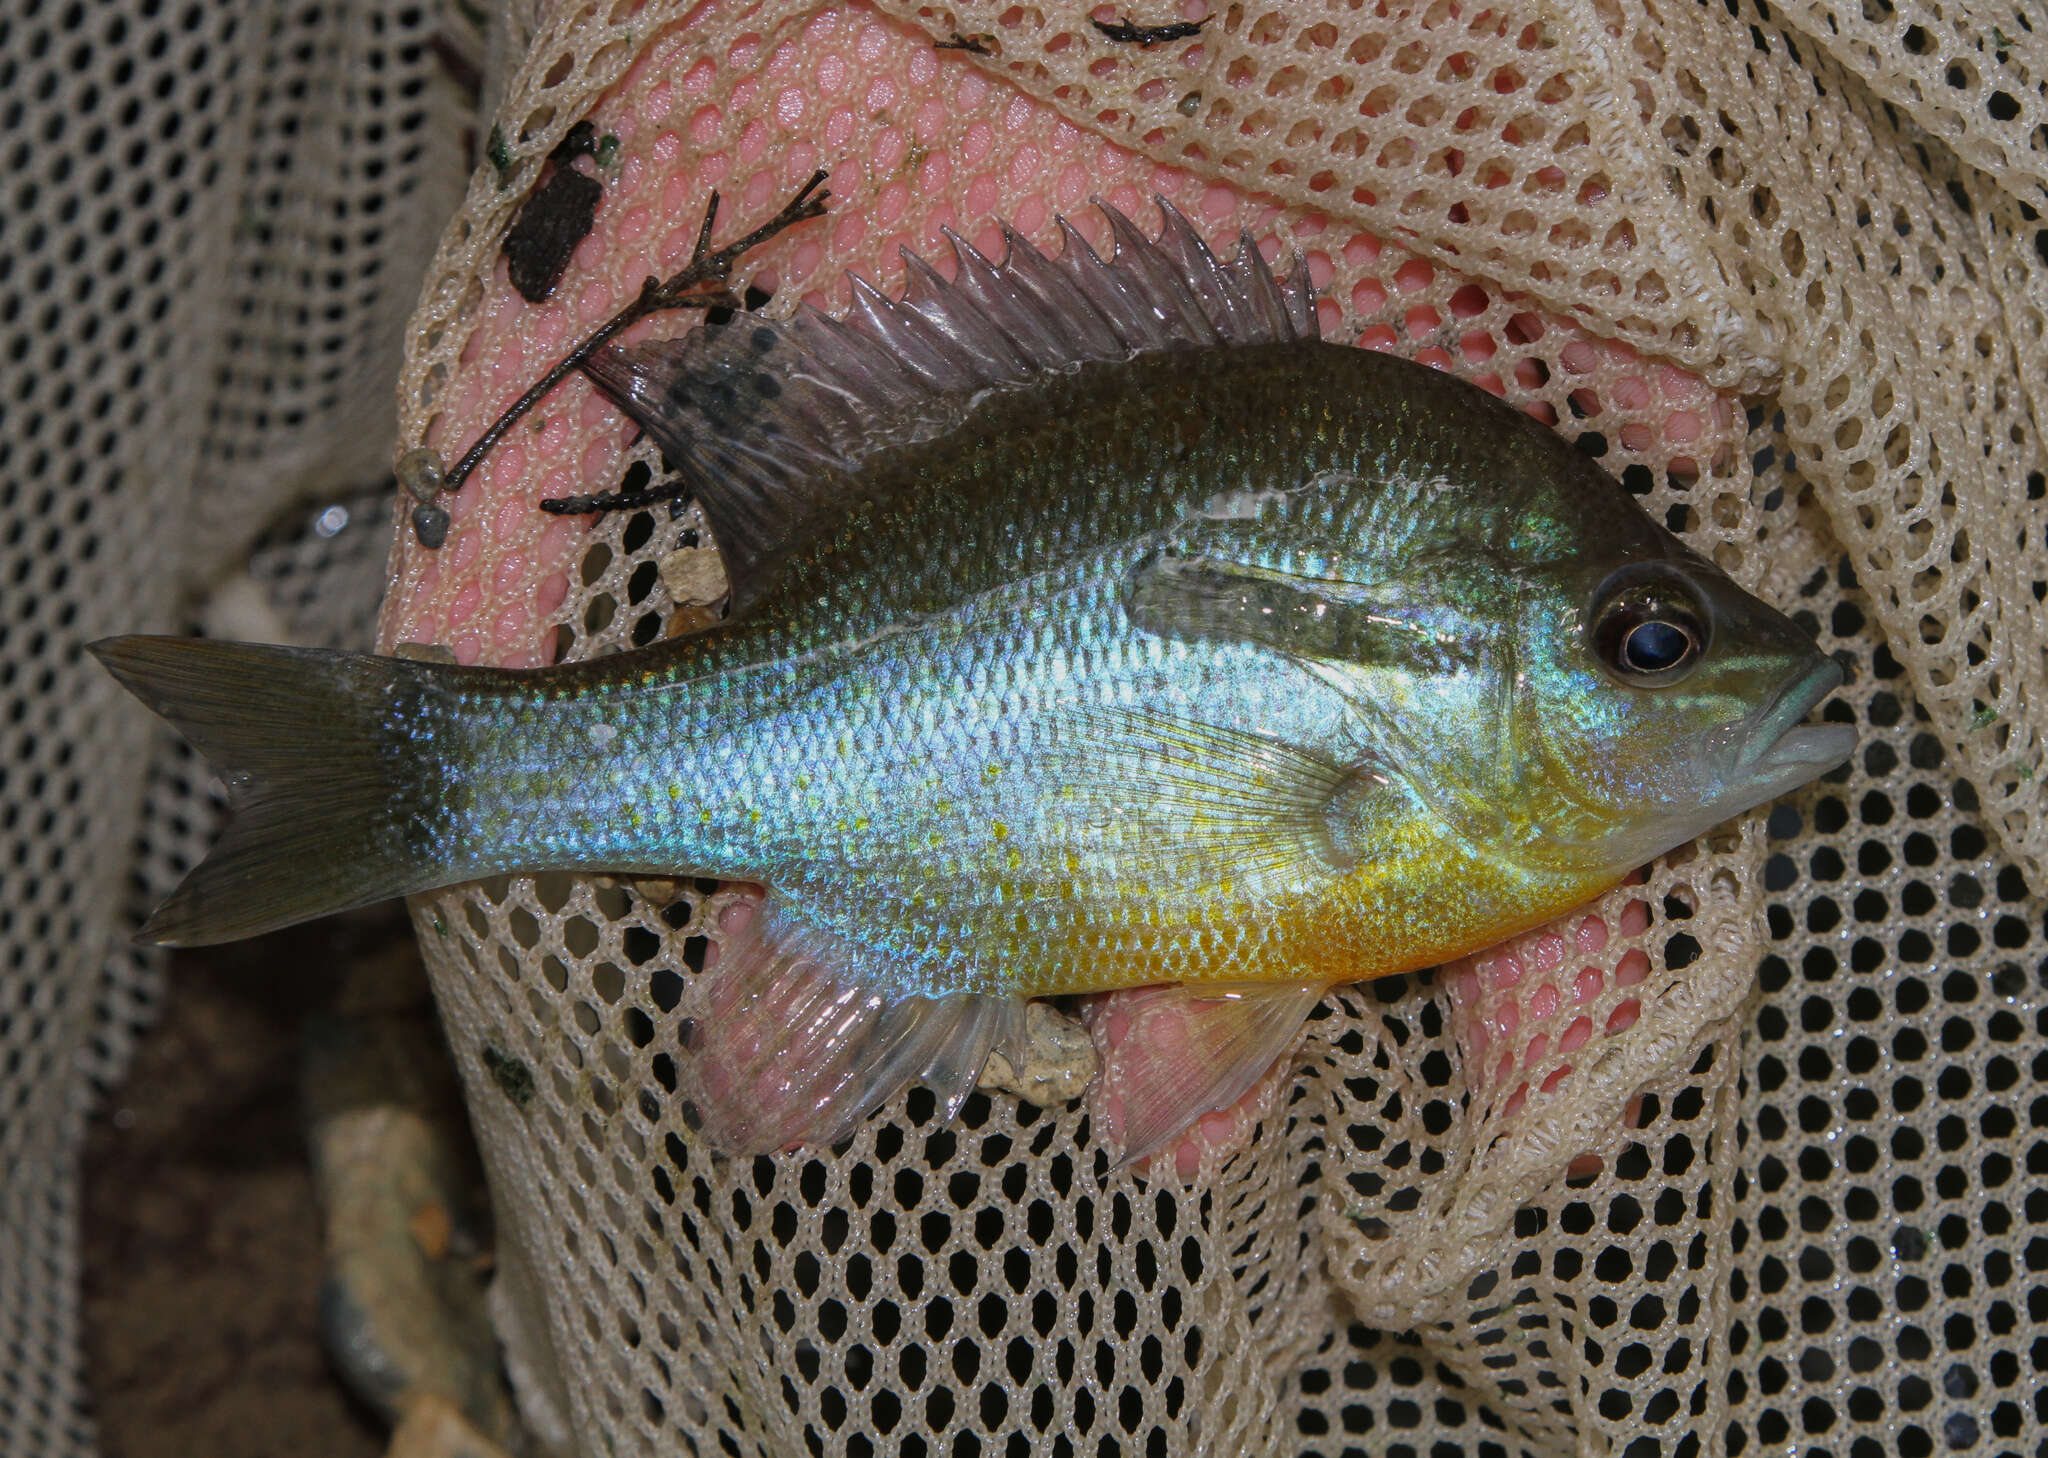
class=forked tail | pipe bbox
[91,636,458,945]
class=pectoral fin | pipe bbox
[1044,706,1381,902]
[1089,979,1326,1168]
[680,901,1025,1154]
[1127,542,1487,673]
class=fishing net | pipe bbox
[0,0,469,1451]
[4,0,2045,1455]
[370,1,2048,1454]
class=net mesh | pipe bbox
[1,0,466,1450]
[3,0,2044,1453]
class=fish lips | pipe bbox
[1724,655,1857,800]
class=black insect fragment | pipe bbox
[1091,15,1207,44]
[935,32,996,54]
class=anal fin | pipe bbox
[1087,980,1326,1168]
[680,902,1025,1155]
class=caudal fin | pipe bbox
[91,636,453,945]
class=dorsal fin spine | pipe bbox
[1153,199,1255,340]
[1100,201,1225,347]
[900,247,1034,380]
[940,228,1083,367]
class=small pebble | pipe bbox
[630,876,688,904]
[413,503,451,549]
[664,604,724,639]
[591,874,688,904]
[658,541,728,606]
[979,1001,1098,1105]
[397,447,447,504]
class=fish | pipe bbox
[91,200,1856,1161]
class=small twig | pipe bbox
[1091,15,1207,44]
[438,170,832,499]
[934,32,995,54]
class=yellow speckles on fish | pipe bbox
[991,821,1010,840]
[667,783,684,802]
[983,763,1003,781]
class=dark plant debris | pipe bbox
[480,1046,535,1110]
[484,125,513,185]
[504,169,603,302]
[421,173,829,508]
[502,122,619,303]
[1091,15,1207,44]
[550,121,601,164]
[935,32,996,54]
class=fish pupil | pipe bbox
[1622,619,1693,673]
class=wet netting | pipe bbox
[5,0,2046,1455]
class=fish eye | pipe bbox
[1590,568,1709,687]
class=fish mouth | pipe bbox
[1733,656,1856,785]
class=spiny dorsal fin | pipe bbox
[581,199,1319,612]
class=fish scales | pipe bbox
[437,344,1590,996]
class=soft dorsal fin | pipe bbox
[581,199,1319,612]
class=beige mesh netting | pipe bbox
[1,1,469,1451]
[6,0,2047,1454]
